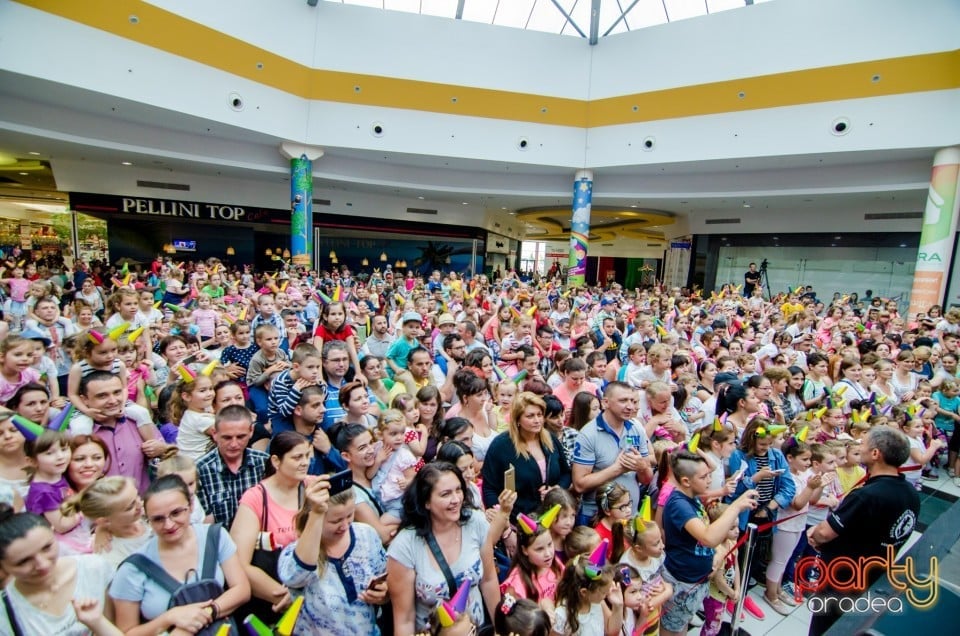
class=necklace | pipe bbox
[22,570,70,611]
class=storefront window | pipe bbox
[0,203,107,271]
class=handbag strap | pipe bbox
[258,484,269,533]
[425,531,458,598]
[2,590,24,636]
[201,522,222,580]
[122,523,222,589]
[258,483,305,534]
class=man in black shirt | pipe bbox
[805,427,920,636]
[744,262,761,296]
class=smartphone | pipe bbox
[368,571,388,589]
[180,354,198,366]
[771,468,786,475]
[327,468,354,496]
[731,467,746,482]
[504,464,516,492]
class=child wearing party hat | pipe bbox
[21,428,90,554]
[65,327,156,442]
[500,505,566,607]
[620,498,673,636]
[702,503,742,636]
[172,362,219,462]
[660,449,759,636]
[553,558,622,636]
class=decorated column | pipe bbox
[567,169,593,288]
[908,147,960,317]
[280,142,324,268]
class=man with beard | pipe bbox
[360,314,393,359]
[431,333,465,403]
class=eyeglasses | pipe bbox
[614,501,634,513]
[147,506,191,526]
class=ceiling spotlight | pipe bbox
[380,252,388,262]
[742,203,751,208]
[121,161,133,166]
[28,151,40,156]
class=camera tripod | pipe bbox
[759,259,771,300]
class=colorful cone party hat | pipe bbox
[588,538,609,567]
[47,403,74,432]
[437,578,471,627]
[517,513,539,535]
[107,323,130,341]
[539,504,561,529]
[242,614,272,636]
[276,595,304,636]
[10,415,45,441]
[176,364,197,383]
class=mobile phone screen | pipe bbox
[504,465,516,492]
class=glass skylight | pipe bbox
[324,0,772,40]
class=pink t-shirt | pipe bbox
[238,484,300,549]
[7,278,30,303]
[501,563,563,602]
[192,308,218,338]
[0,367,41,403]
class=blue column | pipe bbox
[567,169,594,288]
[280,143,324,268]
[290,154,312,267]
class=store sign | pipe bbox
[69,192,285,224]
[120,198,247,221]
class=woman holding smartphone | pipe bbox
[278,475,388,636]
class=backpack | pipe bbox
[122,523,236,636]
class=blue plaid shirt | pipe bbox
[196,447,269,527]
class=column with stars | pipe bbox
[567,170,594,288]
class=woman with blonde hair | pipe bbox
[480,391,572,518]
[61,475,150,567]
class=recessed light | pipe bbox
[834,235,841,240]
[121,161,133,166]
[462,202,469,205]
[28,151,40,156]
[18,172,28,176]
[772,236,778,240]
[899,243,907,248]
[417,196,424,200]
[743,203,751,208]
[630,205,638,208]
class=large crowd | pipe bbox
[0,253,951,636]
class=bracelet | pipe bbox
[210,601,220,620]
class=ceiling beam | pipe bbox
[549,0,587,39]
[589,0,601,45]
[604,0,641,37]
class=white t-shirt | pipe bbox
[386,510,490,631]
[554,601,604,636]
[0,555,114,636]
[904,436,924,485]
[176,410,216,462]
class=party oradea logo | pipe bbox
[795,544,938,614]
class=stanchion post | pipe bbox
[730,523,758,634]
